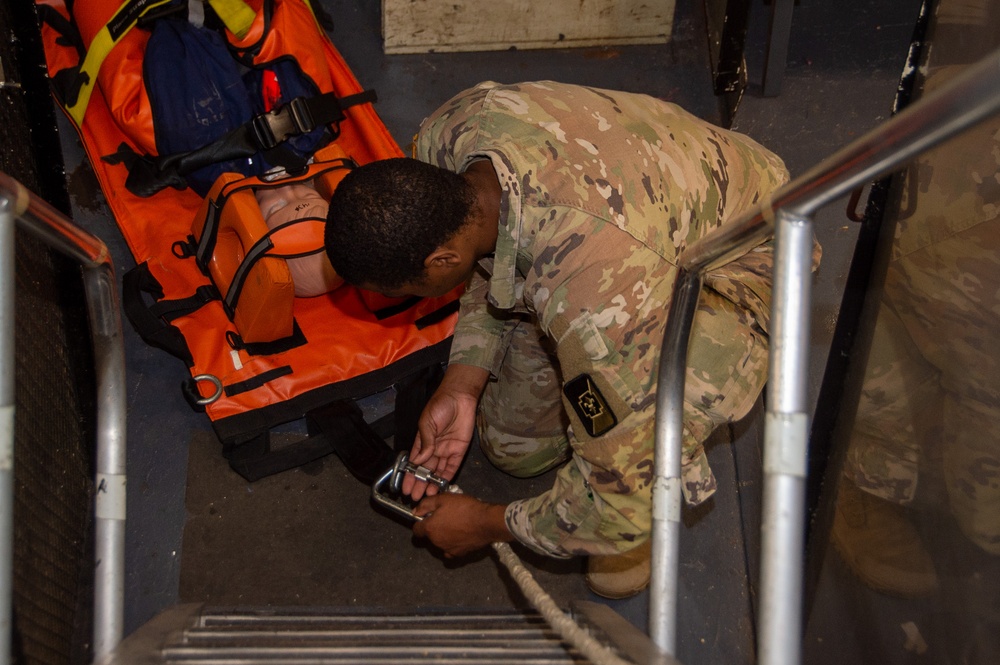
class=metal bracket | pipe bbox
[0,57,22,91]
[371,451,452,522]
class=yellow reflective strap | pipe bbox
[205,0,256,39]
[65,0,176,126]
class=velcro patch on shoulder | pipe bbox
[563,373,618,437]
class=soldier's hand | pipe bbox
[404,364,489,501]
[404,387,478,500]
[412,493,511,558]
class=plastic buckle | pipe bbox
[371,452,452,522]
[251,97,313,150]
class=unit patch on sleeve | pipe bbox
[563,373,618,437]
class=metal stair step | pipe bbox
[100,603,675,665]
[159,607,590,664]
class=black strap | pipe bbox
[104,89,377,197]
[121,263,196,366]
[224,431,336,482]
[35,4,87,106]
[222,0,273,66]
[305,400,396,484]
[414,299,461,330]
[223,366,294,397]
[36,5,85,59]
[392,362,446,453]
[148,284,221,322]
[35,4,87,108]
[225,321,308,357]
[223,237,273,317]
[214,358,447,483]
[371,296,422,320]
[180,365,293,414]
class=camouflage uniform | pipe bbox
[844,85,1000,554]
[415,81,792,557]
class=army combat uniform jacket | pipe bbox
[416,81,793,557]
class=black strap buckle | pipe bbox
[251,97,314,150]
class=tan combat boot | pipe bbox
[585,540,651,599]
[830,479,938,598]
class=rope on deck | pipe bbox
[491,541,633,665]
[411,476,637,665]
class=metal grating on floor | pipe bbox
[162,608,591,664]
[96,605,635,664]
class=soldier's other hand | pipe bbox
[412,493,511,558]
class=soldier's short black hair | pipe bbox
[325,157,475,291]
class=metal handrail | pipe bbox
[649,47,1000,660]
[0,173,127,663]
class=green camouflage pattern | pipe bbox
[845,86,1000,553]
[475,313,573,477]
[415,81,792,556]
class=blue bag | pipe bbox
[142,17,328,196]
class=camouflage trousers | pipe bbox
[476,286,769,506]
[845,216,1000,555]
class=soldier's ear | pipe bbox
[425,247,462,269]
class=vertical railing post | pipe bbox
[0,173,127,661]
[758,209,814,665]
[0,196,17,665]
[649,271,704,654]
[86,264,127,661]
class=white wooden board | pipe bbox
[382,0,674,54]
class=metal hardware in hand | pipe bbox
[371,452,452,522]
